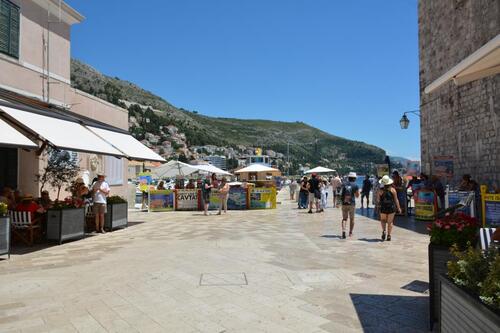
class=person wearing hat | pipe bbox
[378,175,401,241]
[71,177,89,200]
[340,172,360,238]
[92,173,110,233]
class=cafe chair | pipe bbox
[9,211,41,246]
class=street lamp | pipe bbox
[399,110,421,129]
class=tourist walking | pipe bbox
[378,175,401,241]
[289,179,298,200]
[92,173,110,233]
[307,173,320,213]
[217,177,230,215]
[330,173,342,208]
[340,172,359,238]
[202,174,213,216]
[299,176,308,209]
[320,178,328,211]
[361,174,372,209]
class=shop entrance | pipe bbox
[0,147,18,189]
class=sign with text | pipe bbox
[446,190,475,217]
[138,172,152,192]
[481,189,500,227]
[415,190,437,221]
[250,187,277,209]
[433,156,454,179]
[175,189,200,211]
[227,187,248,210]
[149,190,174,212]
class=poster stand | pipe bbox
[445,189,475,217]
[481,186,500,227]
[414,190,438,221]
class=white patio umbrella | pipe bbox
[152,160,197,178]
[235,164,279,173]
[193,164,232,176]
[304,166,336,174]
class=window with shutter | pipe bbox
[0,0,19,59]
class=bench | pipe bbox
[9,211,41,246]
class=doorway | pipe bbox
[0,147,18,189]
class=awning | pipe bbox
[193,164,232,176]
[152,160,197,178]
[0,105,124,157]
[425,34,500,94]
[87,126,165,162]
[0,118,38,149]
[304,166,336,174]
[235,164,280,173]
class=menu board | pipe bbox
[227,187,248,210]
[482,193,500,227]
[149,190,174,212]
[415,190,436,221]
[175,189,200,211]
[250,187,277,209]
[447,191,475,217]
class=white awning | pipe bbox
[193,164,232,175]
[152,160,197,178]
[235,164,279,173]
[0,118,37,149]
[304,166,336,174]
[0,105,124,157]
[425,34,500,94]
[87,126,165,162]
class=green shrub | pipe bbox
[107,196,127,204]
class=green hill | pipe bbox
[70,59,386,174]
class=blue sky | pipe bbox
[67,0,420,159]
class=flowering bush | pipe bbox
[448,245,500,311]
[427,212,478,248]
[0,202,7,217]
[52,197,84,209]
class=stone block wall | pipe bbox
[418,0,500,188]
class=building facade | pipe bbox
[0,0,162,199]
[418,0,499,188]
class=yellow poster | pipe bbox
[250,187,277,209]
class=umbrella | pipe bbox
[193,164,232,176]
[304,166,336,174]
[152,160,197,178]
[235,164,279,173]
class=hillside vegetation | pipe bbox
[71,59,385,173]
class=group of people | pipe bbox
[200,173,230,216]
[293,173,334,213]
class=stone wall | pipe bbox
[418,0,500,188]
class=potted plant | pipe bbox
[105,196,128,231]
[46,197,85,244]
[427,212,479,329]
[0,202,10,258]
[440,245,500,332]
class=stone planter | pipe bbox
[429,243,454,330]
[46,208,85,244]
[440,276,500,332]
[105,203,128,231]
[0,216,10,258]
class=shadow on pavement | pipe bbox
[350,293,429,332]
[321,234,342,239]
[355,207,429,235]
[357,238,383,243]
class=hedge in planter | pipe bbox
[427,212,479,329]
[0,202,10,258]
[46,198,85,244]
[440,245,500,332]
[105,196,128,231]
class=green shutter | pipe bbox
[8,3,18,58]
[0,0,9,54]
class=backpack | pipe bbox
[342,185,353,205]
[380,188,395,212]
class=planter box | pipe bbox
[429,243,454,330]
[0,216,9,258]
[105,203,128,231]
[440,276,500,332]
[46,208,85,244]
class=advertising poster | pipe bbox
[415,190,436,221]
[376,164,389,177]
[250,187,277,209]
[482,192,500,227]
[406,161,421,177]
[209,189,221,210]
[447,191,475,217]
[175,189,200,211]
[227,187,248,210]
[138,172,152,192]
[433,156,454,179]
[149,190,174,212]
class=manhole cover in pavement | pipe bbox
[401,280,429,294]
[199,273,248,286]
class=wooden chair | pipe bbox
[9,211,41,246]
[479,227,497,251]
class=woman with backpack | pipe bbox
[378,175,401,241]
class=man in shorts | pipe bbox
[202,174,213,216]
[92,173,110,233]
[307,173,320,213]
[340,172,360,238]
[330,173,342,208]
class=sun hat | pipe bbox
[379,175,394,186]
[348,172,357,178]
[75,177,84,184]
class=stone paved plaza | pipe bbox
[0,191,430,332]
